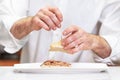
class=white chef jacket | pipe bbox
[0,0,120,65]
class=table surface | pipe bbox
[0,66,120,80]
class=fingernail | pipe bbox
[58,24,61,28]
[53,27,56,30]
[46,27,50,31]
[63,32,67,35]
[60,18,63,21]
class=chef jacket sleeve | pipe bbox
[94,0,120,65]
[0,0,29,53]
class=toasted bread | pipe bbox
[49,40,68,53]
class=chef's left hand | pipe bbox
[61,25,96,54]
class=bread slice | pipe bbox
[49,40,68,53]
[40,60,71,68]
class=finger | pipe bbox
[63,25,79,36]
[41,9,61,28]
[64,38,83,50]
[78,43,87,50]
[33,17,50,30]
[37,12,56,30]
[48,6,63,21]
[67,42,87,54]
[62,31,81,46]
[68,45,81,54]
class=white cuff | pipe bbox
[0,16,29,53]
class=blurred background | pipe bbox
[0,48,21,66]
[0,0,28,66]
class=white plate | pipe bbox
[13,63,108,73]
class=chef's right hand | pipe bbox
[30,6,63,31]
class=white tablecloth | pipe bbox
[0,66,120,80]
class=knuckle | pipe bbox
[43,16,49,21]
[39,14,49,22]
[71,42,76,46]
[67,37,73,43]
[49,13,55,18]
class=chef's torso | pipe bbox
[12,0,106,63]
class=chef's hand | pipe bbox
[61,25,94,54]
[30,6,63,31]
[11,6,63,39]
